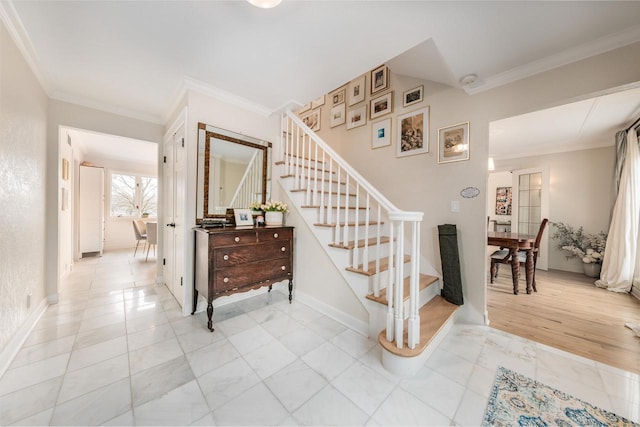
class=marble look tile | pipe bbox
[78,310,126,333]
[190,413,216,426]
[133,380,209,426]
[359,347,402,385]
[0,353,69,396]
[425,348,475,388]
[262,313,306,338]
[67,336,128,372]
[129,336,184,374]
[228,324,275,355]
[371,387,451,426]
[23,321,80,347]
[599,368,640,404]
[333,361,396,416]
[465,363,496,399]
[216,313,258,337]
[213,382,289,426]
[74,321,127,350]
[278,325,325,357]
[170,313,210,336]
[399,366,466,419]
[535,346,604,390]
[453,388,489,427]
[243,340,297,380]
[264,359,327,412]
[50,378,131,426]
[9,407,54,426]
[197,357,261,410]
[302,341,356,381]
[0,377,61,425]
[331,329,377,359]
[611,398,640,424]
[176,326,225,354]
[123,286,157,300]
[476,344,536,379]
[246,304,286,324]
[81,300,124,319]
[131,355,195,407]
[85,292,125,309]
[57,354,129,404]
[287,304,324,326]
[100,410,134,426]
[186,338,240,377]
[536,367,614,411]
[127,322,176,352]
[293,384,369,426]
[126,310,168,334]
[438,331,484,364]
[10,335,75,369]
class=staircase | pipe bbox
[277,111,459,376]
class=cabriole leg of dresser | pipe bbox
[191,289,199,315]
[288,279,293,303]
[207,300,214,332]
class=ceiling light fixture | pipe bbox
[459,73,478,86]
[247,0,282,8]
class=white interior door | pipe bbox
[163,124,186,307]
[512,167,550,270]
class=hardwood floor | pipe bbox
[488,268,640,374]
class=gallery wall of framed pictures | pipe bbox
[295,63,470,165]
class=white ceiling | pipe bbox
[3,1,640,162]
[68,128,157,167]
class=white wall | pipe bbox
[0,20,48,353]
[494,147,615,273]
[46,100,164,301]
[310,41,640,325]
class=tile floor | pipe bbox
[1,249,639,426]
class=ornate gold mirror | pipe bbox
[196,123,271,223]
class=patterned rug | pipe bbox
[482,366,638,427]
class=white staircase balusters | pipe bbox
[281,111,423,351]
[228,151,261,209]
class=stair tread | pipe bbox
[291,189,356,196]
[365,274,438,306]
[276,163,333,173]
[281,176,344,185]
[378,295,459,358]
[345,254,410,276]
[329,236,391,250]
[302,205,368,211]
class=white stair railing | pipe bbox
[281,111,424,350]
[229,151,262,209]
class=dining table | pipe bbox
[487,231,536,294]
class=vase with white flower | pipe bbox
[551,222,607,278]
[261,199,289,226]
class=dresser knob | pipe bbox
[223,254,229,261]
[281,266,286,271]
[234,237,240,243]
[223,277,229,283]
[281,247,286,252]
[273,233,279,238]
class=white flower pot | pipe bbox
[583,262,601,278]
[265,211,283,226]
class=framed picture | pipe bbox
[298,103,311,114]
[370,91,393,120]
[371,118,391,149]
[331,88,346,106]
[301,109,321,131]
[346,105,367,130]
[403,85,423,108]
[396,107,429,158]
[370,65,389,95]
[438,122,470,163]
[234,208,254,227]
[311,95,325,109]
[348,75,365,106]
[495,187,512,215]
[330,104,346,128]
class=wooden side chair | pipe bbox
[490,218,548,291]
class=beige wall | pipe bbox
[0,20,48,353]
[311,41,640,324]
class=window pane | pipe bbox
[140,177,157,216]
[111,173,137,216]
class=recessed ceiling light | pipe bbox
[459,74,478,86]
[247,0,282,8]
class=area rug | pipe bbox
[482,366,638,427]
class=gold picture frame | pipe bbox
[438,122,470,164]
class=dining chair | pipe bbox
[145,222,158,262]
[490,218,548,291]
[132,220,147,256]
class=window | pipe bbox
[110,172,157,217]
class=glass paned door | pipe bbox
[518,172,542,235]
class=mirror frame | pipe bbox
[197,122,272,224]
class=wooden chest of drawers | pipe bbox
[193,226,294,331]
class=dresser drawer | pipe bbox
[214,240,291,267]
[257,228,292,242]
[211,231,257,247]
[214,259,292,294]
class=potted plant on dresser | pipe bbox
[551,222,607,278]
[261,199,288,226]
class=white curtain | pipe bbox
[595,128,640,293]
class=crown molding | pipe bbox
[50,91,165,125]
[0,0,51,94]
[465,24,640,95]
[181,76,273,117]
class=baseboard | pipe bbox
[295,290,369,337]
[631,284,640,301]
[0,298,49,378]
